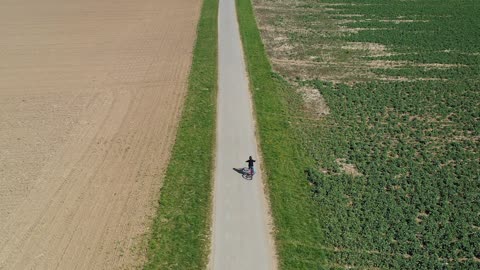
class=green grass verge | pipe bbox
[143,0,217,268]
[236,0,327,268]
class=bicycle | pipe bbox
[241,167,255,180]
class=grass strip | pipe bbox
[143,0,218,268]
[236,0,326,268]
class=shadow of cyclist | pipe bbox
[233,168,244,175]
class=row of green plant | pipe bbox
[336,0,480,81]
[143,0,218,268]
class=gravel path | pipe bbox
[210,0,276,268]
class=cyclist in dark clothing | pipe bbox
[246,156,256,175]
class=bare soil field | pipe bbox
[0,0,201,269]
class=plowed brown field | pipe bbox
[0,0,201,269]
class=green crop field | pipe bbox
[252,0,479,268]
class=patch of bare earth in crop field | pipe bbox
[0,0,201,269]
[254,0,453,85]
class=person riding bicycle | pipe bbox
[246,156,256,175]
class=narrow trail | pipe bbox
[210,0,276,269]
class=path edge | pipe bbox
[234,0,280,268]
[142,0,218,268]
[235,0,328,268]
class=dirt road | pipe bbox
[210,0,276,268]
[0,0,201,268]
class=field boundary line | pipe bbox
[235,0,327,268]
[143,0,218,268]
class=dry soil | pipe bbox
[0,0,201,269]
